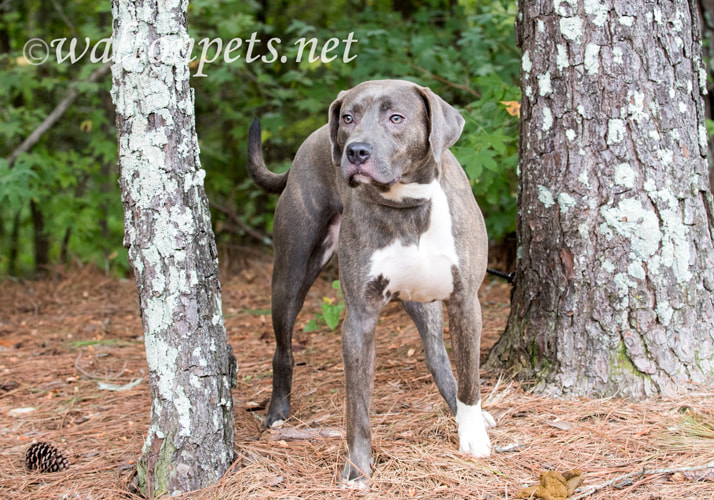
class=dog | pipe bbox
[247,79,493,484]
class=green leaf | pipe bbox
[321,302,344,330]
[0,158,38,211]
[303,319,319,332]
[453,146,481,181]
[477,150,500,172]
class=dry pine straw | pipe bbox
[0,261,713,500]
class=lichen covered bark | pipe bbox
[110,0,236,494]
[487,0,714,398]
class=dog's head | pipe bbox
[328,80,465,189]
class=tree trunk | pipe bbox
[697,0,714,188]
[59,227,71,266]
[8,210,21,277]
[487,0,714,398]
[30,199,49,275]
[110,1,236,496]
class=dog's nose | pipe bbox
[346,142,372,166]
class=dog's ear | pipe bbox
[328,91,347,166]
[417,86,465,164]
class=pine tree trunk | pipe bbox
[110,1,236,495]
[486,0,714,398]
[698,0,714,187]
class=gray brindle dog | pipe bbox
[247,79,493,484]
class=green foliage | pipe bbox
[304,281,345,332]
[0,0,520,276]
[706,118,714,138]
[0,0,124,275]
[0,158,38,210]
[191,0,520,246]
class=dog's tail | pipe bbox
[247,117,289,194]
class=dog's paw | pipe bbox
[340,457,373,489]
[482,409,497,429]
[268,418,285,428]
[455,400,492,458]
[340,464,371,490]
[340,477,370,491]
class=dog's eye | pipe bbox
[342,114,353,124]
[390,114,404,124]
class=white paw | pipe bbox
[455,400,492,458]
[269,419,285,428]
[340,478,370,490]
[482,409,497,429]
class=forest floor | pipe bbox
[1,256,713,499]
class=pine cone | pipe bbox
[25,442,69,473]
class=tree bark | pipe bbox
[487,0,714,398]
[697,0,714,187]
[110,0,236,495]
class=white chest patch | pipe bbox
[368,180,459,303]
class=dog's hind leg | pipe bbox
[402,300,458,415]
[266,194,341,428]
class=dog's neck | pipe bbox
[359,180,439,209]
[359,159,441,208]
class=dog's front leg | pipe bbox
[446,294,492,458]
[340,306,378,485]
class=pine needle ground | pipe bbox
[1,258,713,499]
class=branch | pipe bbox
[6,63,111,167]
[269,427,344,441]
[49,0,78,37]
[74,351,128,381]
[571,462,714,499]
[411,64,480,98]
[210,200,272,245]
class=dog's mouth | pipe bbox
[347,173,401,189]
[347,173,372,187]
[343,156,401,189]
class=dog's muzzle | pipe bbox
[342,141,400,188]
